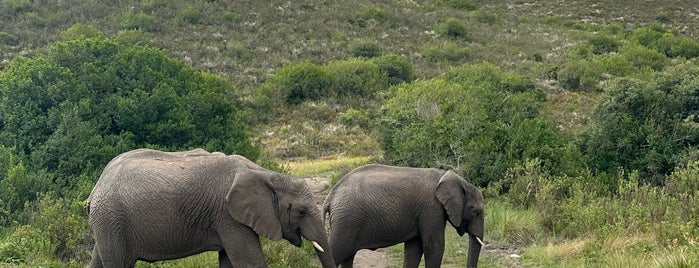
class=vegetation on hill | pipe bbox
[1,0,699,267]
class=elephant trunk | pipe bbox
[311,235,335,268]
[467,234,482,268]
[301,214,336,268]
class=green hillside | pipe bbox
[2,0,699,267]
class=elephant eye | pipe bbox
[298,208,307,217]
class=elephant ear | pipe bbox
[436,170,465,228]
[226,168,283,241]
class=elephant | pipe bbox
[323,164,484,268]
[87,148,335,268]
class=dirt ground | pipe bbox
[304,177,523,268]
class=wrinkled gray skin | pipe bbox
[88,148,335,268]
[323,164,484,268]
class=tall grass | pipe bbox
[285,156,372,179]
[523,235,699,268]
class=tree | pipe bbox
[0,36,258,192]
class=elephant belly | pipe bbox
[127,216,219,259]
[132,233,220,261]
[359,221,419,249]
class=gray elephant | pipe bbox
[323,164,484,268]
[88,148,335,268]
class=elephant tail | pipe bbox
[85,198,91,215]
[322,201,331,229]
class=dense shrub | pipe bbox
[259,61,330,105]
[629,25,699,59]
[255,56,408,112]
[60,23,104,40]
[439,0,478,11]
[0,194,90,264]
[587,33,621,54]
[360,5,386,23]
[370,54,414,85]
[0,36,258,199]
[326,58,388,99]
[581,64,699,186]
[470,8,498,24]
[349,40,382,58]
[435,18,469,40]
[378,63,581,186]
[179,5,201,24]
[423,42,471,62]
[120,11,158,32]
[558,58,605,91]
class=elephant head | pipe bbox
[226,167,335,267]
[436,170,484,268]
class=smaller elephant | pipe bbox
[323,164,484,268]
[88,148,335,268]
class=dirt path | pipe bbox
[304,176,524,268]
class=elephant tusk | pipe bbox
[475,236,485,247]
[311,240,325,253]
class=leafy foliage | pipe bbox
[0,36,258,265]
[378,62,581,186]
[259,61,331,105]
[581,63,699,186]
[435,18,470,40]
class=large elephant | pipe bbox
[88,148,335,268]
[323,164,484,268]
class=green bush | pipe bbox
[423,42,471,62]
[440,0,478,11]
[630,24,667,45]
[61,23,104,41]
[361,5,386,22]
[378,63,577,187]
[4,0,31,12]
[657,33,699,59]
[608,42,668,74]
[0,37,259,193]
[557,59,605,91]
[370,54,414,85]
[114,29,153,46]
[581,67,699,185]
[470,8,498,24]
[179,5,201,24]
[349,40,382,58]
[587,33,621,54]
[260,61,330,105]
[0,194,90,264]
[120,11,158,32]
[0,32,18,46]
[325,58,388,99]
[435,18,469,40]
[338,108,371,128]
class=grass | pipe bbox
[522,233,699,268]
[285,156,372,178]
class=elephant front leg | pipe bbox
[420,231,445,268]
[219,227,268,268]
[403,238,423,268]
